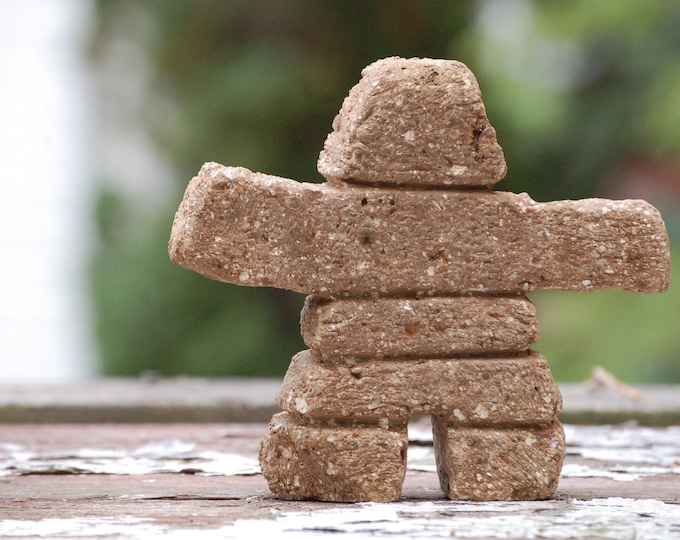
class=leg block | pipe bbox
[259,412,408,502]
[432,417,565,501]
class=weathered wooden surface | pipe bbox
[1,379,680,426]
[1,421,678,538]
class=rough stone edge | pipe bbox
[276,350,562,426]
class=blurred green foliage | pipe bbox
[532,254,680,383]
[90,0,679,381]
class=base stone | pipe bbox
[259,412,408,502]
[432,418,566,501]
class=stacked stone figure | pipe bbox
[169,58,671,502]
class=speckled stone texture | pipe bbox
[259,412,407,502]
[169,57,672,503]
[169,163,671,297]
[432,419,566,501]
[317,57,507,188]
[277,350,561,426]
[301,295,539,358]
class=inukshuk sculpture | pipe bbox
[169,57,671,502]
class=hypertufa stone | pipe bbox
[169,163,671,298]
[317,57,507,188]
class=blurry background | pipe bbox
[2,0,678,382]
[0,0,96,381]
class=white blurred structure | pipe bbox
[0,0,96,380]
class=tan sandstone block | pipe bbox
[432,419,565,501]
[301,295,539,358]
[277,350,561,426]
[259,412,407,502]
[317,57,507,188]
[169,163,671,297]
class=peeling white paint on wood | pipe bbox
[229,498,680,539]
[2,498,679,539]
[0,439,260,476]
[561,424,680,480]
[1,424,678,480]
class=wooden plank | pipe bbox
[0,423,678,538]
[0,378,282,424]
[1,380,680,426]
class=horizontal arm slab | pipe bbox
[169,163,671,297]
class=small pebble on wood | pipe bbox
[169,56,671,502]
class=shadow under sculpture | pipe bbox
[169,57,671,502]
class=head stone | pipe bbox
[318,57,507,188]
